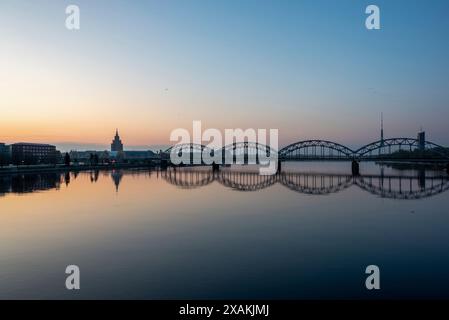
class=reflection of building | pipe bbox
[111,170,123,192]
[0,175,12,196]
[11,143,57,165]
[0,173,61,195]
[111,129,124,152]
[90,170,99,182]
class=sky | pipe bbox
[1,0,448,151]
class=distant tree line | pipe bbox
[384,147,449,159]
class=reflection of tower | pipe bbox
[418,168,426,189]
[380,165,384,187]
[111,129,124,152]
[65,172,71,186]
[111,170,123,192]
[90,170,99,182]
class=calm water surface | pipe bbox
[1,162,449,299]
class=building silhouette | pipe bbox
[0,143,11,166]
[111,129,124,152]
[417,131,426,151]
[11,143,57,165]
[380,112,384,146]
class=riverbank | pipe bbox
[0,162,159,175]
[376,160,449,171]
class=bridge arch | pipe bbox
[163,143,215,165]
[216,170,278,191]
[354,175,449,200]
[279,140,354,161]
[279,172,353,195]
[162,168,215,189]
[163,138,449,163]
[354,138,449,160]
[220,142,278,165]
[163,143,212,154]
[157,168,449,199]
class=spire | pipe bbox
[380,112,384,142]
[111,128,124,152]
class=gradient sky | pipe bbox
[1,0,448,151]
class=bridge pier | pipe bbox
[212,162,220,172]
[277,159,282,174]
[351,160,360,176]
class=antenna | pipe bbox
[380,112,384,142]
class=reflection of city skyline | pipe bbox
[1,168,448,200]
[111,170,123,192]
[0,173,62,196]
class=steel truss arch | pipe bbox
[279,140,354,160]
[354,138,449,159]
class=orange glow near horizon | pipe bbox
[0,121,171,146]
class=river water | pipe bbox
[1,162,448,299]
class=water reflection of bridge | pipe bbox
[1,169,448,200]
[161,168,449,200]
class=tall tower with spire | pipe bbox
[380,112,384,145]
[111,129,124,152]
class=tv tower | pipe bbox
[380,112,384,146]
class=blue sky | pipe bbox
[1,0,448,150]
